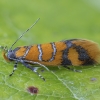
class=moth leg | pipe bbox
[23,59,50,71]
[9,61,18,76]
[63,65,82,72]
[21,61,45,81]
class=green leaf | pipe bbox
[0,0,100,100]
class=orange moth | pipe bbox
[1,18,100,81]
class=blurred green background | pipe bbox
[0,0,100,46]
[0,0,100,100]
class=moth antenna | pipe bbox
[9,18,40,51]
[0,46,8,52]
